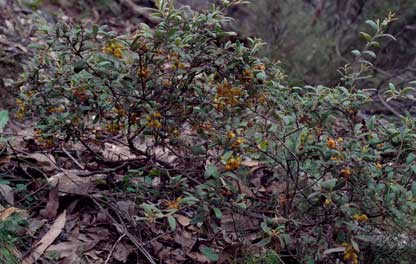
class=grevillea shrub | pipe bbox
[17,1,416,263]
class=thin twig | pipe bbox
[91,197,157,264]
[62,147,85,170]
[104,234,126,264]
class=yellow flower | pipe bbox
[342,243,359,264]
[227,131,236,139]
[375,163,383,170]
[145,112,163,129]
[115,106,126,116]
[16,110,25,120]
[258,93,268,104]
[324,198,332,206]
[146,119,162,129]
[353,214,368,222]
[105,122,120,135]
[102,41,124,58]
[16,98,25,107]
[172,128,180,137]
[231,137,246,149]
[225,156,242,171]
[215,80,243,109]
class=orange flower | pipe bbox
[138,67,151,80]
[242,68,254,80]
[162,79,172,87]
[165,197,182,210]
[327,138,336,149]
[341,167,352,178]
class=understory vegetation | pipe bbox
[1,0,416,263]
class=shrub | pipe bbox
[0,213,25,264]
[17,1,416,262]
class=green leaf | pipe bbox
[375,34,397,41]
[255,237,272,247]
[0,110,8,133]
[351,239,360,252]
[213,207,222,219]
[200,246,219,262]
[222,150,233,162]
[359,32,372,42]
[204,164,220,179]
[73,60,87,73]
[365,20,378,31]
[321,179,337,191]
[256,72,267,80]
[92,25,98,37]
[27,43,45,49]
[362,50,376,59]
[191,144,207,155]
[351,50,361,57]
[167,215,176,231]
[406,153,416,164]
[323,247,345,255]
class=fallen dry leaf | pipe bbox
[116,200,137,221]
[174,230,196,253]
[187,252,210,263]
[40,183,59,220]
[23,210,67,264]
[0,207,25,221]
[241,157,261,167]
[26,153,57,172]
[175,214,191,227]
[48,170,106,195]
[0,183,14,205]
[103,143,136,161]
[0,154,11,166]
[45,242,81,262]
[113,242,134,263]
[27,218,48,236]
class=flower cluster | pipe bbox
[15,98,26,119]
[146,112,162,129]
[102,40,123,58]
[225,155,241,171]
[342,243,359,264]
[214,80,242,110]
[327,137,343,150]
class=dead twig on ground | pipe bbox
[104,234,127,264]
